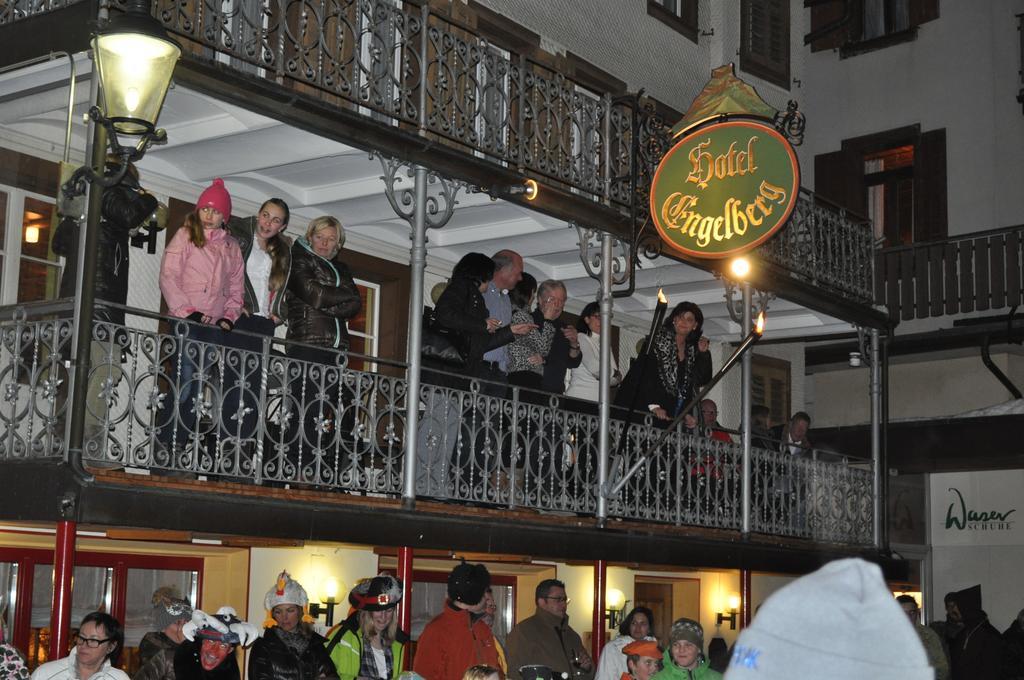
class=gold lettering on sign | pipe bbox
[686,136,759,189]
[658,180,789,248]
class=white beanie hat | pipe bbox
[724,558,933,680]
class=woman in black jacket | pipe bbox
[279,216,361,479]
[285,216,362,360]
[248,571,338,680]
[615,301,712,427]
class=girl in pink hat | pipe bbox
[157,178,245,449]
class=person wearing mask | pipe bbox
[506,579,593,680]
[157,179,244,449]
[594,607,656,680]
[30,612,128,679]
[248,571,336,680]
[651,618,720,680]
[324,575,408,680]
[615,302,712,428]
[173,607,258,680]
[133,588,193,680]
[413,562,501,680]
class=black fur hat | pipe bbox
[447,561,490,606]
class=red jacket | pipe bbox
[413,603,502,680]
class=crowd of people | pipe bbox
[13,559,1024,680]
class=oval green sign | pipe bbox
[649,119,800,259]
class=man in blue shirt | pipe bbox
[480,249,524,392]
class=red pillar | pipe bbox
[397,547,413,667]
[740,568,752,628]
[49,520,77,660]
[592,559,607,662]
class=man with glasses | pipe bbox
[896,595,949,680]
[533,281,581,395]
[30,611,129,679]
[506,579,593,680]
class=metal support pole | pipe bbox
[67,71,107,477]
[592,559,607,661]
[740,568,751,628]
[741,282,752,535]
[401,166,429,509]
[49,520,77,659]
[397,546,414,667]
[595,233,613,527]
[870,328,883,549]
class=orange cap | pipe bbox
[622,639,661,659]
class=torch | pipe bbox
[642,288,668,356]
[608,312,766,496]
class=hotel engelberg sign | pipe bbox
[650,119,800,259]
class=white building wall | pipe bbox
[809,351,1024,427]
[800,0,1024,233]
[476,0,807,117]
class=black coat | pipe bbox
[950,585,1005,680]
[247,628,338,680]
[172,640,240,680]
[53,171,158,326]
[431,277,513,378]
[531,309,581,394]
[285,238,361,351]
[614,330,712,422]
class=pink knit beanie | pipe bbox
[196,178,232,222]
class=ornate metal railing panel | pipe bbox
[0,309,71,460]
[0,303,874,545]
[756,189,876,304]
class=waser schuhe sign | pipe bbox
[650,119,800,259]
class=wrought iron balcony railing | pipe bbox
[0,0,878,308]
[0,301,873,545]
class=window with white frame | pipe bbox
[0,185,62,305]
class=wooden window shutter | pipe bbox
[909,0,939,27]
[814,148,867,217]
[913,128,947,242]
[741,0,790,89]
[808,0,851,52]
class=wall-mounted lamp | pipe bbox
[506,178,539,201]
[24,225,40,244]
[309,577,341,628]
[729,256,751,280]
[716,595,740,630]
[605,588,628,629]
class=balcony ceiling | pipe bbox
[0,56,855,341]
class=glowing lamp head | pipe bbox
[24,225,40,244]
[524,178,539,201]
[729,257,751,280]
[92,0,181,135]
[727,595,740,611]
[754,312,765,335]
[322,578,339,603]
[606,588,626,610]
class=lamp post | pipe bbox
[52,0,179,661]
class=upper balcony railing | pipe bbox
[0,301,874,546]
[0,0,878,308]
[875,224,1024,321]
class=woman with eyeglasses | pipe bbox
[30,612,128,679]
[615,301,712,429]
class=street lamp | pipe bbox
[51,0,180,663]
[92,0,180,138]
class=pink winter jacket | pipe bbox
[160,226,245,321]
